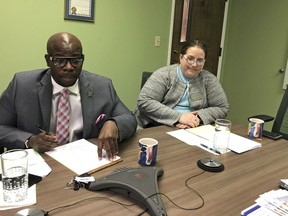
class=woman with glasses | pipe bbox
[135,40,229,129]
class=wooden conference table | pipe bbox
[3,125,288,216]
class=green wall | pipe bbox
[2,0,288,131]
[221,0,288,130]
[0,0,172,110]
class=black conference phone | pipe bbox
[86,166,167,216]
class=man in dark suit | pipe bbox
[0,32,137,160]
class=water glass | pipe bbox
[1,149,28,203]
[213,119,231,154]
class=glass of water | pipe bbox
[213,119,231,154]
[1,149,28,203]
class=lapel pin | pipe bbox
[88,91,93,97]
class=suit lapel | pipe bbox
[36,70,95,136]
[79,72,94,137]
[38,70,53,130]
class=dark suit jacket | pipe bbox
[0,69,137,150]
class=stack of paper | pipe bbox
[0,183,36,211]
[228,133,262,154]
[0,149,50,210]
[241,189,288,216]
[186,124,215,141]
[167,125,262,154]
[27,149,52,177]
[0,149,51,178]
[45,139,121,175]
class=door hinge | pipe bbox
[219,47,222,57]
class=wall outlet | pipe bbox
[154,36,160,47]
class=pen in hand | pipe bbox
[200,144,221,155]
[37,124,58,142]
[37,124,50,135]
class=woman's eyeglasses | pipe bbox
[182,55,205,66]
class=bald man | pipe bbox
[0,32,137,160]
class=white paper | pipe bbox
[0,183,36,211]
[168,125,262,154]
[69,0,92,17]
[28,161,52,178]
[26,149,52,177]
[186,124,215,141]
[167,129,219,155]
[167,129,201,146]
[242,189,288,216]
[45,139,121,175]
[0,149,51,178]
[228,133,262,154]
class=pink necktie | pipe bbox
[56,88,70,144]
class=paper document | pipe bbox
[26,149,52,177]
[228,133,262,153]
[242,189,288,216]
[167,128,220,155]
[0,149,51,178]
[45,139,122,175]
[167,125,262,154]
[0,183,36,211]
[186,124,215,141]
[167,129,203,145]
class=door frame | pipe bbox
[167,0,230,80]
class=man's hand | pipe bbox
[28,133,58,152]
[97,120,119,161]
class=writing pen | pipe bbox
[37,124,51,135]
[200,143,221,154]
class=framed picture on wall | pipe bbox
[64,0,95,22]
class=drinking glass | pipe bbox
[1,149,28,203]
[213,119,231,154]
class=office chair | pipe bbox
[140,71,152,89]
[249,87,288,140]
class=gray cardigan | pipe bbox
[135,64,229,128]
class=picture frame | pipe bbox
[64,0,95,22]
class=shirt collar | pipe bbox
[51,77,79,96]
[177,66,191,84]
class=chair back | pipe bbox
[140,71,152,89]
[272,87,288,139]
